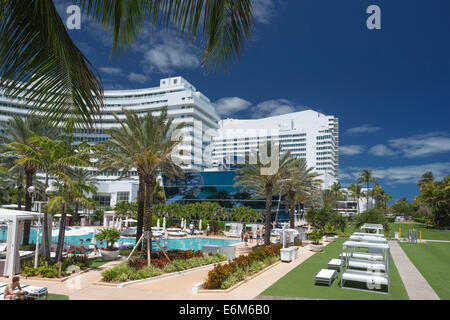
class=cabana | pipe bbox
[360,223,384,235]
[340,240,390,294]
[223,223,243,238]
[0,209,50,279]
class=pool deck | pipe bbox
[4,238,316,300]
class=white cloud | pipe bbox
[252,0,277,24]
[346,124,381,135]
[388,132,450,158]
[340,145,365,156]
[340,162,450,185]
[213,97,310,118]
[213,97,252,117]
[140,32,200,74]
[368,144,398,157]
[127,73,150,84]
[100,67,122,76]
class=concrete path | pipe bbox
[7,245,316,300]
[389,240,440,300]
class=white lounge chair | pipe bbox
[341,269,389,289]
[0,284,48,300]
[348,259,386,272]
[314,269,338,287]
[339,252,384,261]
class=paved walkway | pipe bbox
[6,244,316,300]
[389,240,440,300]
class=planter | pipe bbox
[309,244,324,252]
[101,250,120,261]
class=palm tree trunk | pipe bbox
[74,202,79,225]
[55,203,67,263]
[17,183,23,210]
[136,173,145,251]
[142,176,154,259]
[23,170,34,245]
[289,190,295,229]
[264,184,273,246]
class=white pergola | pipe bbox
[360,223,384,235]
[0,208,50,278]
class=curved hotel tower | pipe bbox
[0,76,220,207]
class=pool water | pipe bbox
[0,228,239,251]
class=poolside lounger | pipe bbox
[348,259,386,272]
[314,269,338,287]
[341,269,389,287]
[339,252,384,261]
[0,284,48,300]
[328,259,343,273]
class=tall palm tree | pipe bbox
[358,169,377,211]
[279,157,322,228]
[234,142,296,245]
[97,107,185,259]
[348,183,362,213]
[0,114,58,244]
[0,1,253,126]
[48,178,94,263]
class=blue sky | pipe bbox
[61,0,449,202]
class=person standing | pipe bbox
[206,224,210,236]
[244,232,249,246]
[256,228,261,245]
[189,222,194,235]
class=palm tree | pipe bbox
[358,169,377,210]
[0,1,253,126]
[0,114,58,244]
[234,142,296,245]
[69,167,98,224]
[10,132,93,262]
[48,178,94,264]
[279,157,322,228]
[98,107,185,259]
[348,183,362,213]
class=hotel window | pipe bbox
[117,192,130,203]
[94,195,111,208]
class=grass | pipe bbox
[388,223,450,241]
[88,257,110,269]
[262,238,409,300]
[399,241,450,299]
[39,293,70,300]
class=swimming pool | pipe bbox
[0,228,240,251]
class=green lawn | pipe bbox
[39,293,69,300]
[399,241,450,299]
[388,223,450,241]
[88,257,110,269]
[262,238,409,300]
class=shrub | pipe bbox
[308,229,323,244]
[203,244,281,289]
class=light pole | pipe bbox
[27,186,41,268]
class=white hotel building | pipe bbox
[211,110,339,189]
[0,76,339,206]
[0,77,219,207]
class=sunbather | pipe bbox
[4,277,25,300]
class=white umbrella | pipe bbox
[123,218,137,223]
[157,218,160,229]
[54,214,72,217]
[199,219,202,231]
[163,217,166,231]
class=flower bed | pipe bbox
[101,251,227,283]
[203,244,281,290]
[21,255,90,278]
